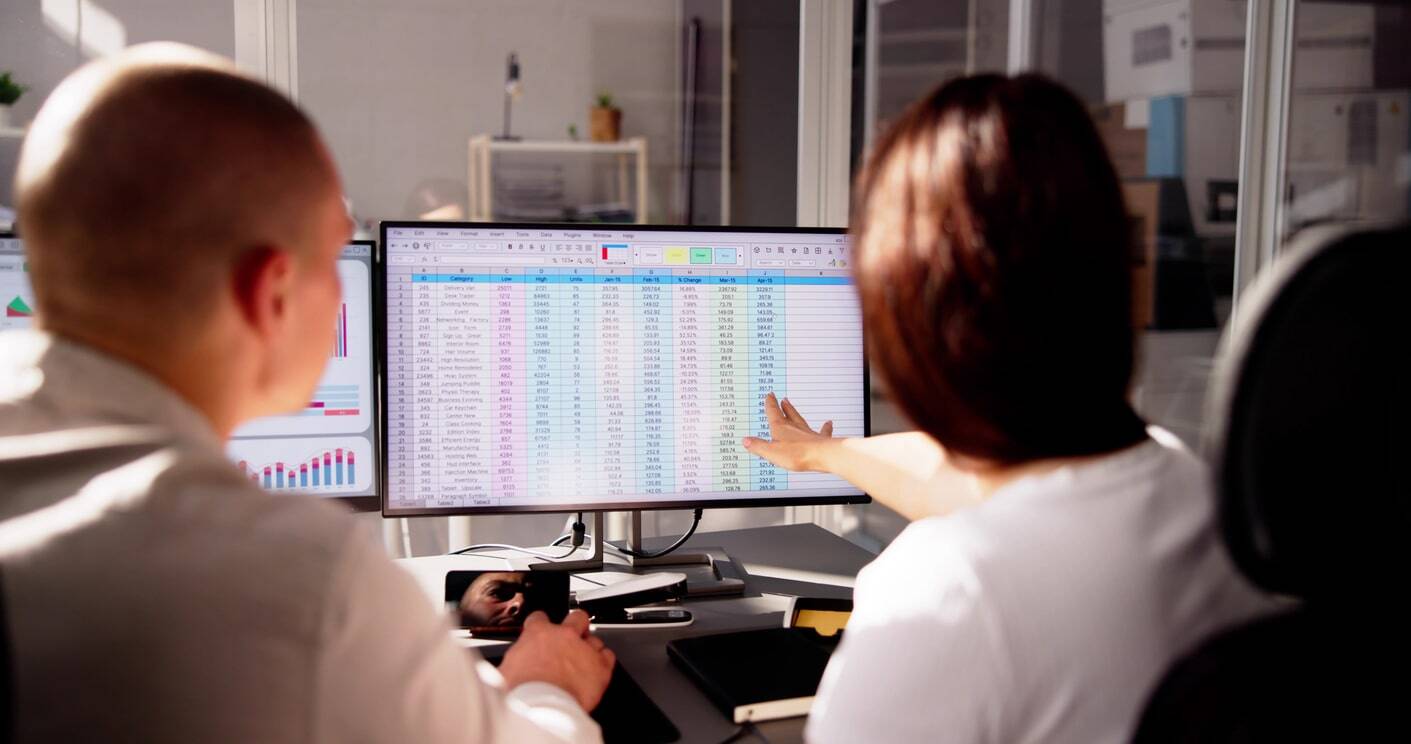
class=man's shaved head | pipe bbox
[15,43,337,337]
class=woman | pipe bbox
[744,74,1270,744]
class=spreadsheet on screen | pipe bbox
[380,225,867,513]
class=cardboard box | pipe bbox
[1122,178,1218,330]
[1099,94,1241,237]
[1093,102,1149,180]
[1123,180,1160,329]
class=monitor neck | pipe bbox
[527,510,715,572]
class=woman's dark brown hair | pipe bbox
[853,73,1146,465]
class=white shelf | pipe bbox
[471,136,646,155]
[468,135,649,223]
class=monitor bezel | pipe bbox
[376,221,871,518]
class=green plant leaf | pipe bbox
[0,71,26,105]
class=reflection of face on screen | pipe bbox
[460,572,528,627]
[446,570,569,630]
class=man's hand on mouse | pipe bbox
[498,609,616,711]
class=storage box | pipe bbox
[1124,180,1161,329]
[1110,93,1241,237]
[1168,94,1242,236]
[1103,0,1374,103]
[1092,101,1149,180]
[1122,178,1218,330]
[1285,89,1411,226]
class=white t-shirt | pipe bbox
[806,428,1273,744]
[0,330,599,744]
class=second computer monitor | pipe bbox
[229,239,380,510]
[379,222,869,516]
[0,235,380,511]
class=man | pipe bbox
[0,44,613,743]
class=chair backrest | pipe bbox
[1132,223,1411,742]
[1203,223,1409,599]
[1,567,13,744]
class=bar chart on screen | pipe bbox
[0,244,36,332]
[233,259,372,437]
[227,436,373,494]
[332,302,350,358]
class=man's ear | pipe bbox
[230,247,293,336]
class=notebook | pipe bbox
[666,597,852,724]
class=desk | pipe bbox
[601,524,872,744]
[400,523,876,743]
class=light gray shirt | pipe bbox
[0,330,599,744]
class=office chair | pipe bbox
[1,568,12,744]
[1131,223,1410,742]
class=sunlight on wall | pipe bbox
[42,0,128,60]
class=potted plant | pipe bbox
[590,91,621,142]
[0,71,28,129]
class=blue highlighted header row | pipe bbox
[408,271,852,286]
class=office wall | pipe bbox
[679,0,726,225]
[0,0,235,208]
[296,0,685,226]
[1035,0,1104,104]
[1,0,862,557]
[300,0,832,556]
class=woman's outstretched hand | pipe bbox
[741,392,836,472]
[742,395,980,521]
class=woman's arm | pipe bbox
[742,394,981,521]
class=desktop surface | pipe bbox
[598,525,868,744]
[402,523,872,744]
[379,223,869,515]
[0,235,380,509]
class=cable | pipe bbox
[551,509,705,559]
[450,513,588,560]
[552,513,589,547]
[617,508,703,559]
[449,542,580,560]
[551,532,630,557]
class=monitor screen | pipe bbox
[0,235,379,509]
[0,235,36,332]
[379,222,869,516]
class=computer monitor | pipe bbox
[0,235,36,331]
[0,234,381,511]
[378,222,870,517]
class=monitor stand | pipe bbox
[530,511,745,598]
